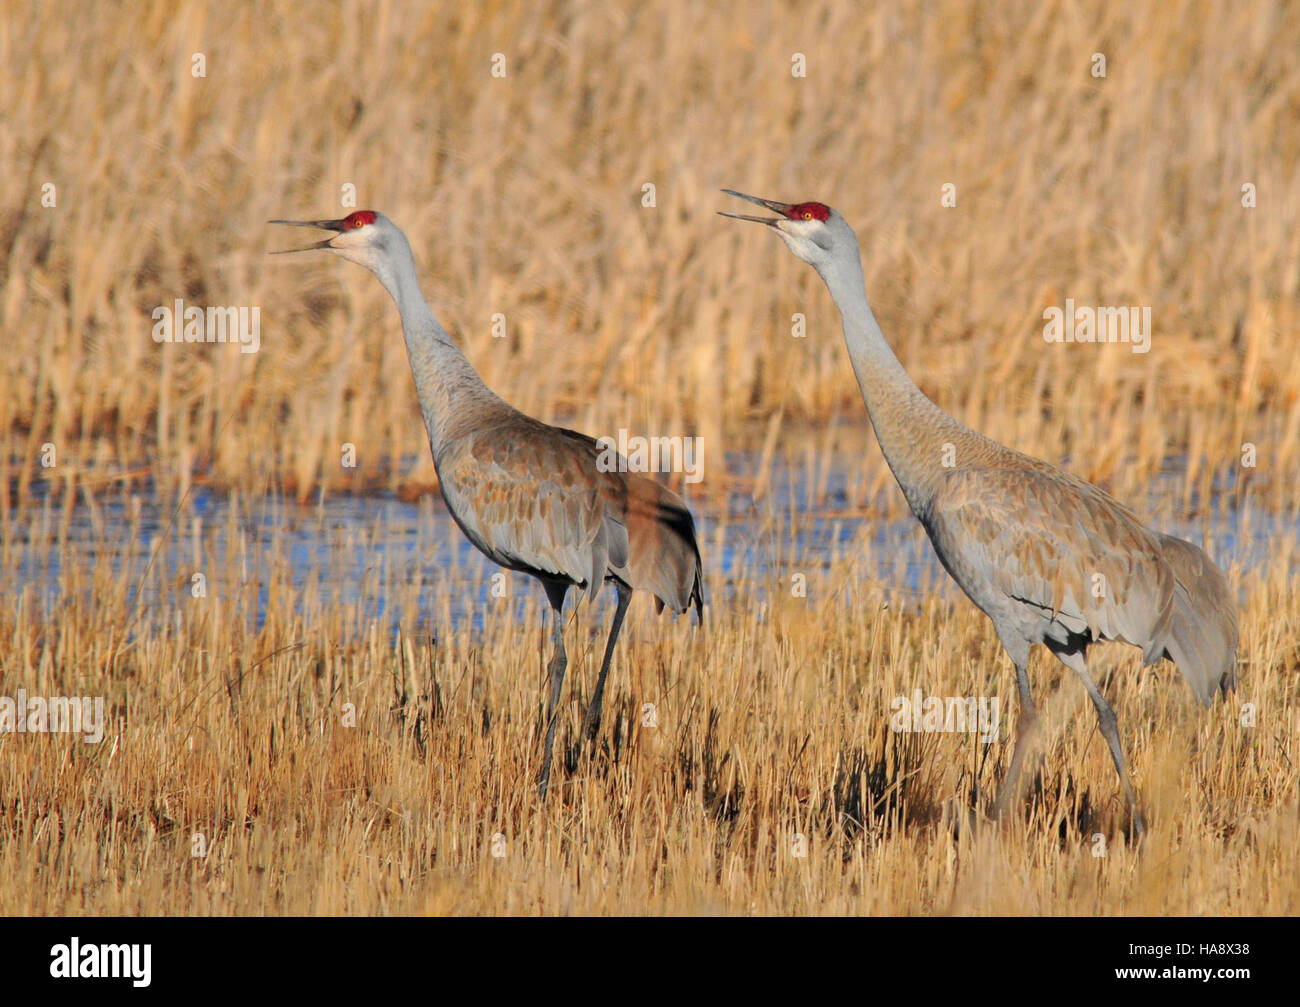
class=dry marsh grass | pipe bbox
[2,0,1299,917]
[0,484,1296,915]
[1,0,1298,509]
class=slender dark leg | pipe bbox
[582,581,631,742]
[537,580,569,798]
[991,659,1038,822]
[1061,649,1146,837]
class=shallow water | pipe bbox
[6,453,1296,639]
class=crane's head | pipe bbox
[719,189,856,273]
[270,210,408,276]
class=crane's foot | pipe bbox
[941,799,998,840]
[1127,806,1148,842]
[989,781,1034,828]
[581,707,603,743]
[985,796,1037,834]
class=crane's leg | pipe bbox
[991,656,1039,823]
[582,580,631,742]
[537,580,570,799]
[1055,647,1146,837]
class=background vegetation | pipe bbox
[1,0,1296,914]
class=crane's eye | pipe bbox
[353,218,365,228]
[802,211,813,220]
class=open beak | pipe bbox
[268,217,347,254]
[718,189,792,226]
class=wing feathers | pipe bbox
[435,419,703,615]
[930,468,1236,702]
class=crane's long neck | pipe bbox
[816,248,976,516]
[370,234,510,459]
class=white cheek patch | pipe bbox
[777,228,820,260]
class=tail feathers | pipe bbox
[622,489,705,622]
[653,565,705,623]
[646,498,705,621]
[1154,534,1238,706]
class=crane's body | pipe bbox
[273,211,703,796]
[723,190,1237,834]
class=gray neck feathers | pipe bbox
[370,231,510,455]
[816,245,970,515]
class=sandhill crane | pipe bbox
[272,210,704,797]
[722,190,1237,835]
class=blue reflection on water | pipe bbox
[7,453,1295,641]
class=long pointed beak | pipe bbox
[268,217,347,254]
[718,189,792,226]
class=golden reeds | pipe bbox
[1,0,1297,509]
[1,0,1297,916]
[0,469,1296,914]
